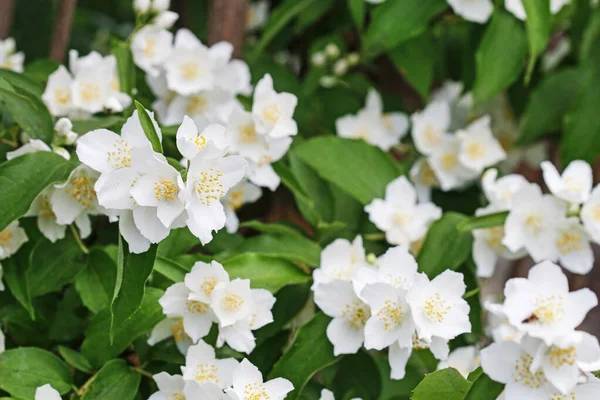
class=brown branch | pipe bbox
[208,0,248,59]
[0,0,15,39]
[49,0,78,62]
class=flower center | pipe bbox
[424,124,441,146]
[55,88,71,105]
[200,277,219,297]
[154,179,178,201]
[192,135,207,150]
[186,96,207,115]
[223,294,244,313]
[170,393,185,400]
[556,231,584,255]
[111,77,120,92]
[194,168,224,206]
[512,353,547,389]
[550,394,576,400]
[382,114,393,132]
[186,300,209,314]
[486,226,505,249]
[411,333,429,350]
[377,300,405,332]
[193,364,218,384]
[171,319,187,343]
[465,141,485,160]
[180,61,200,80]
[549,346,577,369]
[440,153,458,171]
[592,204,600,221]
[239,123,258,144]
[227,190,245,210]
[262,103,281,123]
[342,301,370,331]
[564,176,583,193]
[421,163,438,185]
[524,213,542,235]
[68,176,96,208]
[393,212,413,226]
[107,139,133,169]
[38,195,55,218]
[0,229,13,245]
[80,82,100,102]
[423,293,450,323]
[243,383,269,400]
[352,127,369,140]
[144,37,157,57]
[533,295,565,324]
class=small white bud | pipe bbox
[346,52,360,66]
[153,10,178,29]
[311,52,326,67]
[366,253,377,265]
[325,43,340,59]
[333,59,348,76]
[151,0,170,12]
[319,75,337,88]
[65,131,79,145]
[54,117,73,137]
[134,0,151,13]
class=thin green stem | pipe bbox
[0,137,18,148]
[131,367,154,378]
[70,224,89,255]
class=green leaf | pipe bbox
[388,33,435,99]
[0,348,72,399]
[81,287,164,367]
[153,256,188,283]
[110,238,158,341]
[457,211,508,232]
[0,152,76,231]
[523,0,551,81]
[268,313,342,400]
[364,0,447,58]
[464,368,504,400]
[417,213,473,278]
[294,137,401,205]
[0,68,44,97]
[412,368,471,400]
[518,68,586,145]
[0,80,54,143]
[75,248,118,314]
[158,227,199,258]
[222,253,310,293]
[113,41,136,95]
[473,11,528,103]
[240,221,307,237]
[294,0,334,33]
[134,100,163,153]
[71,116,126,135]
[333,350,382,400]
[2,255,34,319]
[274,160,322,226]
[29,234,87,296]
[81,359,140,400]
[57,346,94,374]
[348,0,365,30]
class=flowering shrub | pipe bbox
[1,0,600,399]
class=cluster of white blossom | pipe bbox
[149,260,275,354]
[310,42,360,88]
[480,261,600,399]
[42,50,132,118]
[473,159,600,278]
[0,37,24,72]
[311,237,471,379]
[336,89,409,151]
[365,176,442,248]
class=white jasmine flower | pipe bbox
[541,160,592,205]
[25,187,67,243]
[361,283,415,350]
[581,184,600,243]
[437,346,480,378]
[34,384,61,400]
[456,116,506,174]
[484,299,525,343]
[70,62,115,114]
[131,26,173,77]
[210,279,253,327]
[472,204,526,278]
[531,331,600,394]
[447,0,493,23]
[222,181,262,233]
[481,168,529,210]
[246,0,269,31]
[0,38,24,72]
[411,101,451,156]
[312,235,367,287]
[388,334,450,380]
[481,336,555,399]
[354,246,419,296]
[501,261,598,345]
[148,373,190,400]
[502,183,567,262]
[313,280,370,355]
[148,317,193,354]
[365,176,442,246]
[153,11,179,29]
[183,151,247,243]
[181,340,239,388]
[0,221,28,260]
[151,0,170,12]
[184,260,230,304]
[164,29,232,95]
[42,66,74,116]
[252,74,298,138]
[554,218,594,274]
[159,283,215,342]
[226,359,293,400]
[429,135,479,191]
[216,288,275,354]
[406,270,471,342]
[409,158,439,202]
[336,89,409,151]
[176,116,229,161]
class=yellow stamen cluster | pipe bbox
[170,392,186,400]
[107,139,133,169]
[68,176,96,208]
[524,214,542,236]
[171,319,187,343]
[37,195,55,218]
[186,96,208,115]
[486,226,505,249]
[194,169,224,206]
[342,301,370,331]
[180,61,200,80]
[243,383,269,400]
[186,300,209,314]
[533,295,565,324]
[55,88,71,105]
[377,300,405,332]
[227,190,245,211]
[556,231,584,255]
[262,103,281,123]
[393,212,413,227]
[423,293,450,323]
[154,179,178,201]
[194,364,218,384]
[440,153,458,171]
[223,294,244,313]
[80,82,100,102]
[200,277,219,297]
[0,229,14,245]
[423,125,441,146]
[549,346,577,369]
[239,124,258,144]
[144,37,157,57]
[465,141,485,160]
[512,353,547,389]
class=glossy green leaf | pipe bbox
[0,152,76,231]
[294,137,401,205]
[81,288,164,367]
[113,41,136,95]
[457,211,508,232]
[364,0,447,57]
[153,256,188,283]
[523,0,551,81]
[417,213,473,278]
[71,116,126,135]
[473,11,528,103]
[388,33,435,99]
[222,253,310,293]
[0,348,72,399]
[134,100,162,153]
[110,238,158,341]
[464,368,504,399]
[348,0,365,30]
[268,313,342,399]
[0,68,44,97]
[412,368,471,400]
[333,350,382,400]
[75,248,118,314]
[57,346,94,374]
[81,359,140,400]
